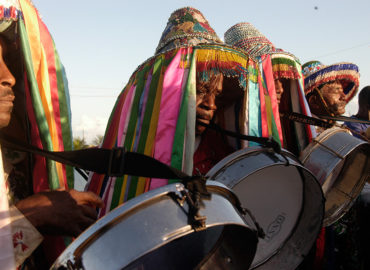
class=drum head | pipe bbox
[51,183,258,270]
[207,147,324,270]
[301,127,370,226]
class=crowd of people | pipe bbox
[0,2,369,270]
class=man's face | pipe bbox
[321,81,346,115]
[0,36,16,128]
[274,79,284,105]
[195,75,223,135]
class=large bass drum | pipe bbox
[51,182,258,270]
[207,146,324,270]
[300,127,370,226]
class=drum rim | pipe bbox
[300,127,368,163]
[52,182,258,270]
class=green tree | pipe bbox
[73,137,88,150]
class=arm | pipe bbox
[15,189,104,237]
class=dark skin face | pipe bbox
[195,75,223,135]
[308,81,346,116]
[274,79,284,105]
[320,81,346,115]
[0,35,104,237]
[0,36,16,128]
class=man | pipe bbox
[302,61,363,270]
[224,22,316,155]
[86,7,271,216]
[0,1,103,268]
[302,60,359,119]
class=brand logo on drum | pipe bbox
[265,214,286,242]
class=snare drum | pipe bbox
[51,182,258,270]
[300,127,370,226]
[207,147,324,270]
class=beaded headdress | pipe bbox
[302,60,360,103]
[155,7,222,54]
[224,22,276,58]
[224,22,302,80]
[225,22,316,155]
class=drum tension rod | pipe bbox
[179,189,207,232]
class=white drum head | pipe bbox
[207,147,324,270]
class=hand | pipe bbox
[15,189,104,237]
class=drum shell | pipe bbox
[207,147,324,270]
[300,127,370,226]
[51,182,258,270]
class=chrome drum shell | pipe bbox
[300,127,370,226]
[51,182,258,270]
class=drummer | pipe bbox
[86,7,281,216]
[224,23,316,156]
[301,61,364,269]
[302,61,360,131]
[0,1,103,268]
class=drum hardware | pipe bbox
[173,182,208,232]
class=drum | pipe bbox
[51,182,258,270]
[207,146,324,270]
[300,127,370,226]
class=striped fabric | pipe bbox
[87,43,285,218]
[17,0,73,192]
[0,0,74,263]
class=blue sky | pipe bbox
[33,0,370,143]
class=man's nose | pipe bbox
[0,61,16,88]
[202,94,217,110]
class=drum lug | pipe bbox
[173,184,207,231]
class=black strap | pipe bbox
[280,112,334,129]
[198,121,282,154]
[0,133,190,180]
[317,114,370,124]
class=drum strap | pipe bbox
[197,122,282,154]
[0,133,190,180]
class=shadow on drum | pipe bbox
[51,183,258,270]
[125,225,256,270]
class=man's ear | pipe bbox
[307,94,322,115]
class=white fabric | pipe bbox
[9,205,43,267]
[0,147,16,270]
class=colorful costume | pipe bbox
[87,7,282,217]
[0,0,73,267]
[224,22,316,155]
[301,60,362,270]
